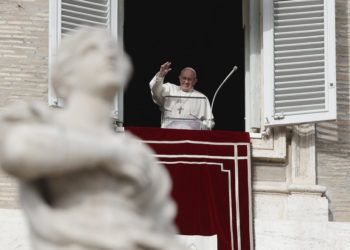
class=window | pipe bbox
[49,0,336,131]
[123,1,245,131]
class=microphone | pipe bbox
[210,66,238,112]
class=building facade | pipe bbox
[0,0,349,249]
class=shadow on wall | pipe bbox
[316,0,350,223]
[316,0,350,154]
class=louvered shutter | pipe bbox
[50,0,112,106]
[61,0,111,36]
[263,0,336,126]
[49,0,123,121]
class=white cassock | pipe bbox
[149,75,214,130]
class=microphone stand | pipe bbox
[210,66,238,112]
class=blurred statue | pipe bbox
[0,29,183,250]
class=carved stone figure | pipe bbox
[0,29,183,250]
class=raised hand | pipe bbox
[158,61,172,77]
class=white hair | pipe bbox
[180,67,197,79]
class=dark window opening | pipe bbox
[124,0,244,131]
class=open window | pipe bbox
[123,1,245,131]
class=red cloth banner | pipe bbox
[127,127,253,250]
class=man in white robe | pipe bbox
[149,62,214,130]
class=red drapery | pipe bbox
[127,127,253,250]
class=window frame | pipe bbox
[244,0,263,133]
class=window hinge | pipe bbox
[273,113,285,120]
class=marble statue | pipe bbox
[0,29,184,250]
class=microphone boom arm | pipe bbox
[211,66,238,112]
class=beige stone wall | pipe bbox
[0,0,48,208]
[316,0,350,222]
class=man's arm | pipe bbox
[149,75,168,106]
[149,62,172,106]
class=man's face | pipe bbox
[179,69,197,92]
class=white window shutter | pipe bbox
[263,0,336,126]
[61,0,111,36]
[49,0,123,121]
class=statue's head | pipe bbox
[51,28,132,103]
